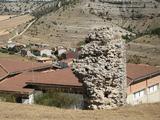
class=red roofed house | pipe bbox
[0,58,63,104]
[127,63,160,105]
[0,58,160,106]
[26,63,160,106]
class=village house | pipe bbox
[0,58,160,106]
[29,43,49,48]
[55,46,67,57]
[25,63,160,106]
[20,49,35,57]
[0,58,63,104]
[7,43,26,53]
[127,63,160,105]
[40,49,53,57]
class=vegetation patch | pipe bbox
[150,27,160,36]
[122,34,135,43]
[0,93,16,103]
[127,55,141,64]
[34,91,83,109]
[32,0,79,18]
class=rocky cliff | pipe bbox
[72,27,126,110]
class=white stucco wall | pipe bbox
[22,91,42,104]
[40,49,52,56]
[127,85,160,105]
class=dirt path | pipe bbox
[9,19,37,41]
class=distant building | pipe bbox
[30,47,53,57]
[58,48,67,57]
[40,49,53,57]
[66,51,78,59]
[6,43,26,53]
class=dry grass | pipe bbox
[127,35,160,66]
[0,15,15,21]
[0,52,31,62]
[0,15,33,36]
[0,102,160,120]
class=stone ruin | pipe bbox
[72,27,127,110]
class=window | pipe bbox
[148,84,158,94]
[134,89,145,100]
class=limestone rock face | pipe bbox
[72,27,127,110]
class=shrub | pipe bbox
[126,25,133,32]
[34,91,82,109]
[0,93,16,103]
[150,27,160,36]
[0,48,8,53]
[127,55,141,64]
[8,51,15,55]
[122,34,134,43]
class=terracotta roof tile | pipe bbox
[127,63,160,84]
[0,68,81,94]
[0,72,33,94]
[127,63,159,79]
[0,59,159,95]
[0,66,8,78]
[29,68,82,87]
[0,58,48,73]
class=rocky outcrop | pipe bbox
[72,27,127,110]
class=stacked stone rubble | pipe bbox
[72,27,127,110]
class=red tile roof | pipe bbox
[0,58,50,73]
[0,58,159,95]
[0,72,33,94]
[27,63,160,89]
[0,66,8,78]
[127,63,160,85]
[29,68,81,87]
[0,68,81,94]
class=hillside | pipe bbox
[12,0,136,47]
[0,14,33,43]
[127,34,160,66]
[0,102,160,120]
[0,0,159,66]
[14,0,115,47]
[0,1,44,15]
[11,0,159,47]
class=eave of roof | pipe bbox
[127,63,160,86]
[25,82,83,94]
[128,70,160,86]
[0,90,30,96]
[1,58,160,94]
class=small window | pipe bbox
[148,84,158,94]
[134,89,145,100]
